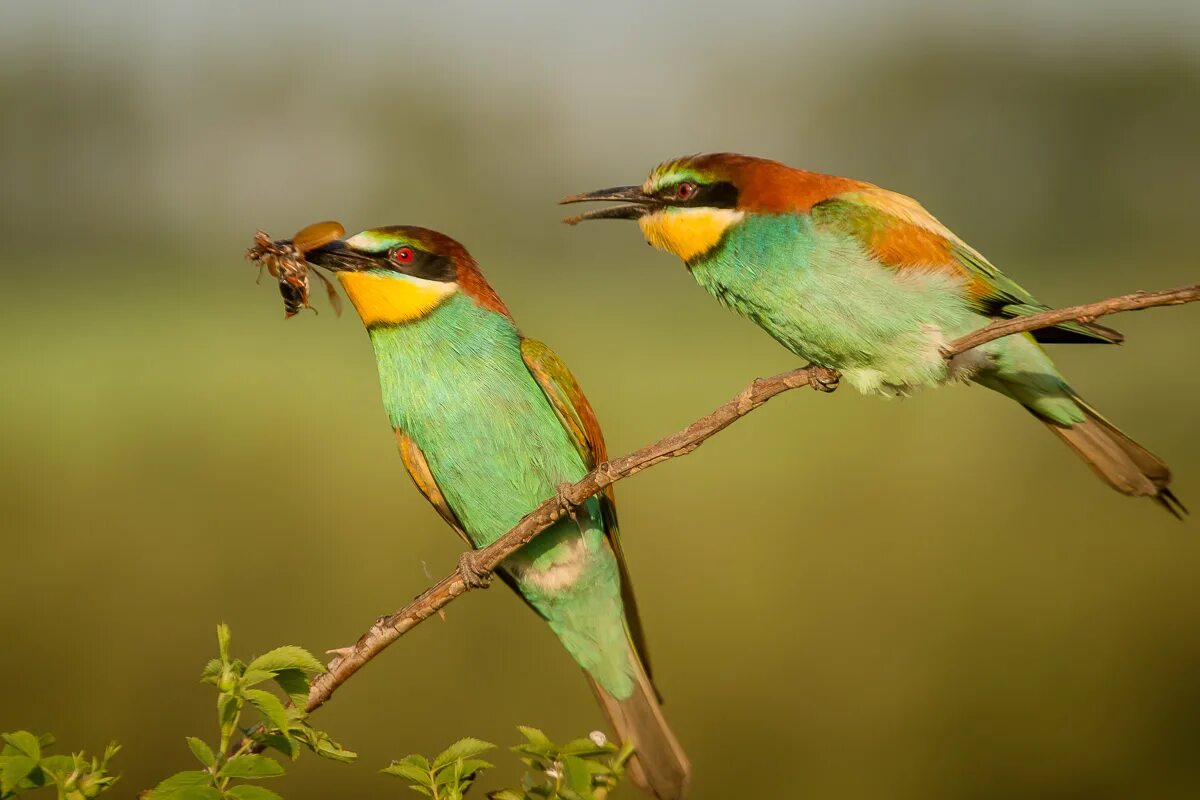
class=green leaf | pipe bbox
[398,754,430,770]
[0,732,40,760]
[144,770,220,800]
[240,669,278,688]
[486,791,525,800]
[271,669,310,706]
[218,693,241,731]
[216,624,232,663]
[516,727,552,748]
[433,738,495,771]
[433,758,493,786]
[559,739,608,758]
[227,786,284,800]
[185,738,215,769]
[246,646,325,676]
[407,786,432,797]
[253,732,298,762]
[562,756,593,798]
[244,689,290,735]
[200,659,222,683]
[312,737,357,764]
[292,725,357,763]
[381,762,432,785]
[218,755,285,780]
[38,754,74,775]
[1,755,38,794]
[458,758,493,774]
[102,741,122,767]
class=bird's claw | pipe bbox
[809,366,840,393]
[555,482,579,521]
[457,550,492,589]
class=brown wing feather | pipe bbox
[520,338,657,685]
[812,188,1123,344]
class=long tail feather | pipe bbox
[586,644,691,799]
[1032,393,1185,518]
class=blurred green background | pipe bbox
[2,2,1199,797]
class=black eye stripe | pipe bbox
[389,248,456,282]
[657,180,739,209]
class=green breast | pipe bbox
[368,294,586,544]
[690,214,982,391]
[365,293,633,696]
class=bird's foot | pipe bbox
[555,482,579,522]
[808,365,841,393]
[457,550,492,589]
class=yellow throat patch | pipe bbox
[336,271,457,326]
[638,208,744,262]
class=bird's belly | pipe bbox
[693,244,984,394]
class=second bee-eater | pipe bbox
[304,224,690,799]
[563,153,1183,515]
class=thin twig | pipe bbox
[944,284,1200,355]
[293,282,1198,714]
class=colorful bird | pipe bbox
[303,224,690,798]
[563,153,1183,516]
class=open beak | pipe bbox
[559,185,660,225]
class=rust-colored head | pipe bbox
[561,153,859,262]
[303,224,509,326]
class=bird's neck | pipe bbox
[364,293,522,429]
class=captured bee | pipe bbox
[245,221,345,319]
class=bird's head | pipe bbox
[562,153,849,264]
[304,224,509,327]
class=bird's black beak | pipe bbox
[559,185,660,225]
[303,239,377,272]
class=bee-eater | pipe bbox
[563,153,1183,516]
[304,225,690,798]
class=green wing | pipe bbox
[812,190,1123,344]
[520,337,656,680]
[397,430,541,615]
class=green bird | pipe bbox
[563,153,1183,516]
[303,223,690,799]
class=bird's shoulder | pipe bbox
[519,337,608,469]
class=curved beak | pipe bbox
[559,185,661,225]
[303,239,379,272]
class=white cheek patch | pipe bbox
[343,232,386,250]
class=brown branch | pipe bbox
[289,281,1196,718]
[944,284,1200,356]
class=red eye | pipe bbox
[392,246,414,264]
[674,182,697,201]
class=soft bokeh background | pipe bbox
[3,2,1199,797]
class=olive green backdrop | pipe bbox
[2,2,1199,798]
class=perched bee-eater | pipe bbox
[304,224,690,799]
[563,153,1183,515]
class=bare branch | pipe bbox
[944,284,1200,356]
[283,282,1198,721]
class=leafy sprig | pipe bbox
[0,732,120,800]
[141,625,355,800]
[384,728,632,800]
